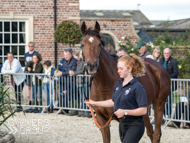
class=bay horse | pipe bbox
[81,21,171,143]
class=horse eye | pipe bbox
[80,44,84,49]
[99,43,101,47]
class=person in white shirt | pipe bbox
[1,53,25,112]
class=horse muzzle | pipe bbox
[85,61,98,74]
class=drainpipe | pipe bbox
[54,0,57,68]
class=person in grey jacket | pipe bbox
[2,53,25,112]
[69,50,91,117]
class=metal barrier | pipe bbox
[53,74,91,114]
[1,72,190,128]
[163,79,190,128]
[0,73,53,113]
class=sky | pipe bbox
[80,0,190,21]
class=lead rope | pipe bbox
[86,99,114,129]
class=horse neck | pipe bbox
[93,49,118,87]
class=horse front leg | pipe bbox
[96,114,111,143]
[143,107,154,143]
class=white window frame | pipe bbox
[0,20,28,66]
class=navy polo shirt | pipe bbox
[112,77,147,118]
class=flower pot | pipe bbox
[0,131,15,143]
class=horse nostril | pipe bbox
[87,61,91,67]
[94,61,98,67]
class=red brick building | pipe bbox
[0,1,141,67]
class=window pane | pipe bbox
[19,57,25,66]
[0,22,2,32]
[4,22,10,32]
[0,57,2,64]
[12,22,18,32]
[0,46,2,55]
[4,34,10,43]
[19,46,25,55]
[0,34,2,43]
[12,34,18,43]
[4,57,7,62]
[12,46,17,55]
[19,33,25,43]
[4,46,10,55]
[19,22,25,32]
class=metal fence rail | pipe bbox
[1,72,190,127]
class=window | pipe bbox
[0,20,28,66]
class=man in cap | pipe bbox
[136,41,154,59]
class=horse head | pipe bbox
[81,21,104,75]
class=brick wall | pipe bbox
[0,0,80,67]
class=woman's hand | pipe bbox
[84,99,96,107]
[114,109,126,118]
[27,67,31,72]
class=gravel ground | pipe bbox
[1,111,190,143]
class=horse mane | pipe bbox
[109,53,119,60]
[84,27,105,47]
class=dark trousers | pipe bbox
[119,116,145,143]
[14,81,24,107]
[173,102,190,127]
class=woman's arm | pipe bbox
[25,61,32,71]
[114,107,147,118]
[85,99,114,108]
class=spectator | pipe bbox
[85,54,147,143]
[168,90,190,129]
[118,48,127,57]
[25,54,43,113]
[152,48,161,62]
[57,48,77,114]
[73,51,80,60]
[43,60,56,113]
[1,53,25,112]
[135,41,154,59]
[24,42,42,108]
[159,48,178,118]
[69,50,91,117]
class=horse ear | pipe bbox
[95,21,100,33]
[81,21,87,35]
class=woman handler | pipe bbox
[85,54,148,143]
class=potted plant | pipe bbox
[54,21,82,47]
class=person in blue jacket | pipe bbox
[57,48,77,113]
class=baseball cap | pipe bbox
[136,41,146,49]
